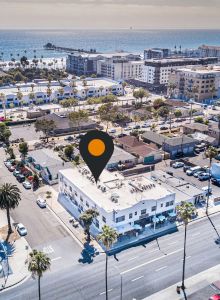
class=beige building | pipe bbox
[168,66,220,102]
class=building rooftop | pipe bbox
[149,170,204,203]
[108,146,136,165]
[60,167,173,213]
[28,148,62,168]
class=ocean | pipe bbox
[1,29,220,60]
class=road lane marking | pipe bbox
[121,248,183,275]
[128,256,138,261]
[99,289,113,295]
[155,266,167,272]
[51,256,62,262]
[191,232,200,237]
[148,249,158,253]
[131,276,144,282]
[169,241,178,244]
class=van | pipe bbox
[186,166,201,176]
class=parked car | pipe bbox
[117,133,127,138]
[13,170,20,177]
[202,186,212,195]
[212,178,220,186]
[172,162,184,168]
[36,197,47,208]
[193,170,204,178]
[133,125,140,130]
[183,165,191,172]
[109,128,116,133]
[22,181,32,189]
[209,295,220,300]
[198,173,210,181]
[160,126,169,130]
[8,165,15,172]
[186,166,201,176]
[16,223,27,236]
[17,174,26,183]
[64,136,74,141]
[142,124,150,128]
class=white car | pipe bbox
[16,223,27,236]
[36,197,47,208]
[22,181,32,189]
[172,162,184,168]
[109,128,116,133]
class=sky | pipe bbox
[1,0,220,29]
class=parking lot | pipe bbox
[158,160,220,197]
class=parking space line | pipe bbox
[155,266,167,272]
[131,276,144,282]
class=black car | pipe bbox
[212,178,220,186]
[183,165,191,172]
[117,133,127,138]
[160,126,169,130]
[17,174,25,183]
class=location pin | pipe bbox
[79,130,114,183]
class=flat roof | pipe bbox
[59,167,173,213]
[108,146,136,164]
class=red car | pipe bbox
[209,295,220,300]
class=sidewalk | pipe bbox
[143,264,220,300]
[0,211,31,291]
[35,186,103,253]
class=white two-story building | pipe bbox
[58,167,175,235]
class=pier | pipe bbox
[43,43,100,54]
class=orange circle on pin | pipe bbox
[88,139,105,157]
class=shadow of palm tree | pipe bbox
[78,242,99,264]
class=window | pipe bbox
[86,201,89,207]
[134,211,137,216]
[80,196,83,202]
[102,216,106,223]
[161,203,163,207]
[151,206,156,212]
[116,216,125,223]
[75,191,78,196]
[170,200,174,206]
[141,209,146,215]
[166,202,170,207]
[69,186,72,192]
[129,213,133,219]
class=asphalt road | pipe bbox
[0,148,82,273]
[1,213,220,300]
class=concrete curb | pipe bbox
[0,274,31,293]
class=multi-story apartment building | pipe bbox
[97,57,143,81]
[0,78,123,107]
[144,48,170,60]
[199,45,220,59]
[58,167,176,235]
[66,52,141,76]
[142,57,218,89]
[169,66,220,102]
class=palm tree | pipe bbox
[97,225,118,300]
[79,209,99,242]
[28,249,51,300]
[47,84,52,103]
[176,201,195,299]
[17,91,24,108]
[0,183,21,236]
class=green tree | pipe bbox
[79,209,99,242]
[97,225,118,300]
[0,123,11,145]
[176,201,195,299]
[29,92,35,104]
[6,147,15,159]
[153,98,165,110]
[19,142,29,159]
[98,103,118,132]
[68,110,88,132]
[138,88,149,104]
[64,145,74,160]
[157,106,170,119]
[34,119,56,142]
[17,91,24,107]
[0,183,21,236]
[28,249,51,300]
[174,110,182,119]
[194,116,204,124]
